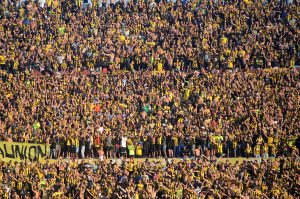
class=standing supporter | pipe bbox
[105,132,113,158]
[136,143,143,158]
[121,134,128,158]
[114,135,121,158]
[128,143,135,158]
[80,135,86,159]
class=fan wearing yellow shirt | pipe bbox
[156,58,164,71]
[254,145,261,158]
[46,0,52,7]
[173,136,179,158]
[136,143,143,158]
[70,136,76,158]
[156,135,162,157]
[220,35,228,46]
[216,141,223,157]
[0,54,6,70]
[77,0,83,7]
[262,143,269,158]
[245,143,252,158]
[227,58,234,69]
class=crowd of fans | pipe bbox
[0,0,299,72]
[0,69,299,160]
[0,157,299,198]
[0,0,300,198]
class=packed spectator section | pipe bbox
[0,70,299,159]
[0,0,299,72]
[0,0,300,198]
[0,157,299,198]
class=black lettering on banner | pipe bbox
[24,146,27,160]
[0,144,4,158]
[37,145,47,159]
[4,144,15,158]
[0,142,49,160]
[15,145,25,160]
[28,146,37,161]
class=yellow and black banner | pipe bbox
[0,142,50,162]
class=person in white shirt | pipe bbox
[121,135,127,158]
